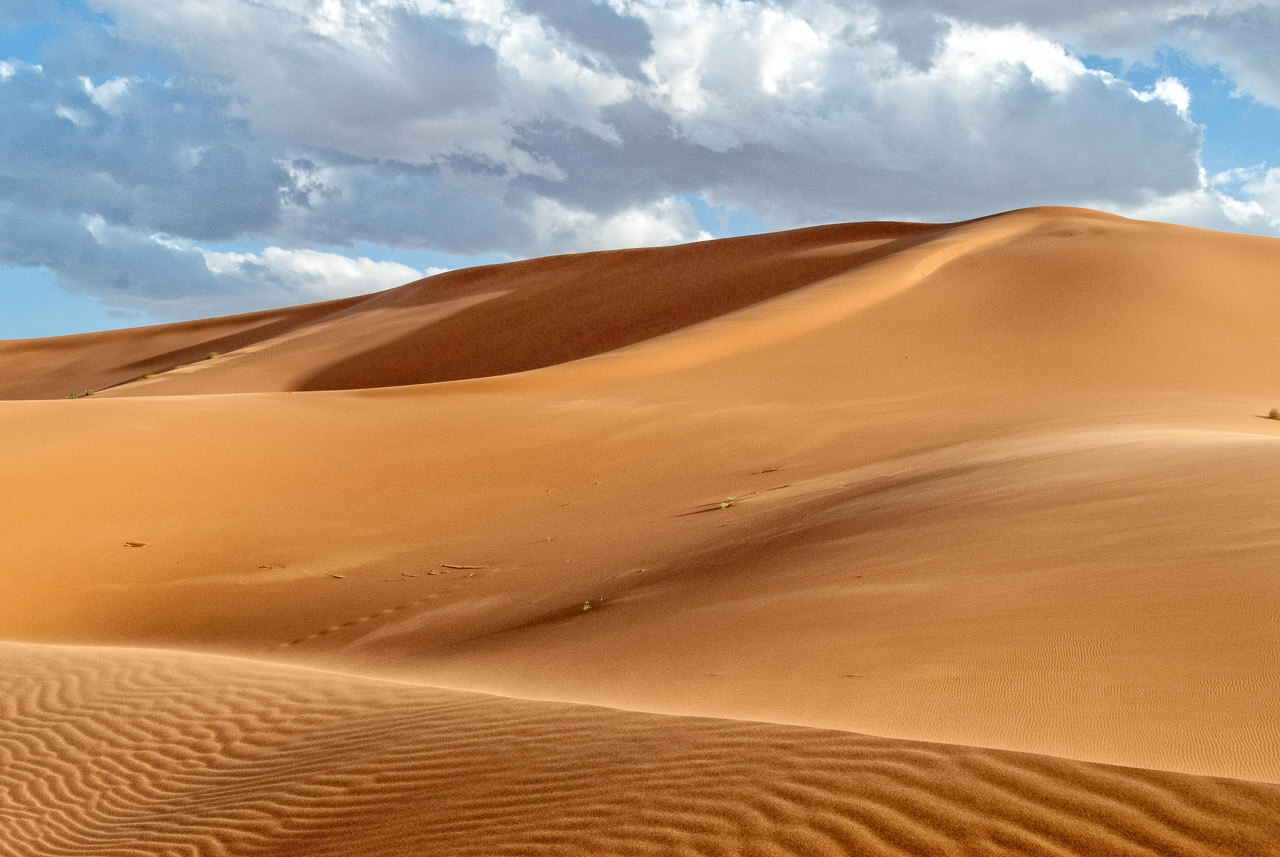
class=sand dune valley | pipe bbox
[4,206,1280,855]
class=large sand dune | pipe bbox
[3,206,1279,853]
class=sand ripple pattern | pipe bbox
[2,642,1279,857]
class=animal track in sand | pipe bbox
[276,565,487,649]
[277,598,432,649]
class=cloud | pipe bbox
[1169,5,1280,108]
[513,0,654,77]
[0,61,284,240]
[86,0,1204,227]
[1137,77,1191,116]
[3,0,1278,324]
[510,19,1201,226]
[195,245,431,305]
[872,1,1280,110]
[1202,165,1280,232]
[0,206,220,307]
[0,203,426,319]
[525,195,710,251]
[91,0,518,165]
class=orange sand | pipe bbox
[3,207,1279,854]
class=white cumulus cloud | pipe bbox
[2,0,1279,324]
[197,246,429,303]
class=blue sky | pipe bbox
[3,1,1280,339]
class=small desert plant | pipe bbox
[1269,408,1280,420]
[206,351,221,360]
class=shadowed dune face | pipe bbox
[4,206,1280,854]
[4,207,1278,402]
[0,296,365,401]
[4,643,1280,857]
[0,221,943,399]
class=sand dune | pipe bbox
[0,220,942,399]
[4,643,1279,857]
[4,206,1280,853]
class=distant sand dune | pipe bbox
[4,643,1279,857]
[0,220,944,399]
[4,207,1280,854]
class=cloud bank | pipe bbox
[3,0,1279,319]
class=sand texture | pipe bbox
[3,207,1279,853]
[4,643,1280,857]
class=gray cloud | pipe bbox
[93,0,509,165]
[36,15,156,79]
[509,54,1200,227]
[0,62,284,239]
[282,157,535,255]
[868,1,1280,108]
[1171,5,1280,106]
[2,0,1276,324]
[509,101,721,214]
[515,0,654,76]
[0,205,221,305]
[874,7,950,70]
[0,204,424,320]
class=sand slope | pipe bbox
[0,221,942,400]
[4,206,1280,853]
[4,643,1279,857]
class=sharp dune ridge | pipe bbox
[4,206,1280,854]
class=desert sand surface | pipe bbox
[3,206,1280,854]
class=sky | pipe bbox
[2,0,1279,339]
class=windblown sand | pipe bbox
[3,207,1279,854]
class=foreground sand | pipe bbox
[5,643,1278,857]
[3,207,1279,853]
